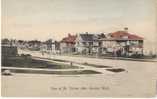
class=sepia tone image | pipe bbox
[1,0,157,97]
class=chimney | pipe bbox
[124,27,128,32]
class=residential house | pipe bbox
[75,32,100,55]
[60,34,77,54]
[99,28,144,57]
[17,40,27,49]
[40,39,58,54]
[27,40,41,51]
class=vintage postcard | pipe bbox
[1,0,157,98]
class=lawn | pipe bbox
[2,55,102,75]
[2,56,81,69]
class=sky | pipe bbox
[1,0,157,42]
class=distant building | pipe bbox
[99,28,144,56]
[27,40,41,51]
[60,34,77,54]
[75,32,100,55]
[40,39,57,54]
[17,40,27,49]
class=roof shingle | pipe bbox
[110,31,144,40]
[61,34,76,43]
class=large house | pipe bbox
[75,32,100,55]
[99,28,144,56]
[60,34,77,54]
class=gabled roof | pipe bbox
[61,34,77,43]
[79,33,98,41]
[109,31,144,40]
